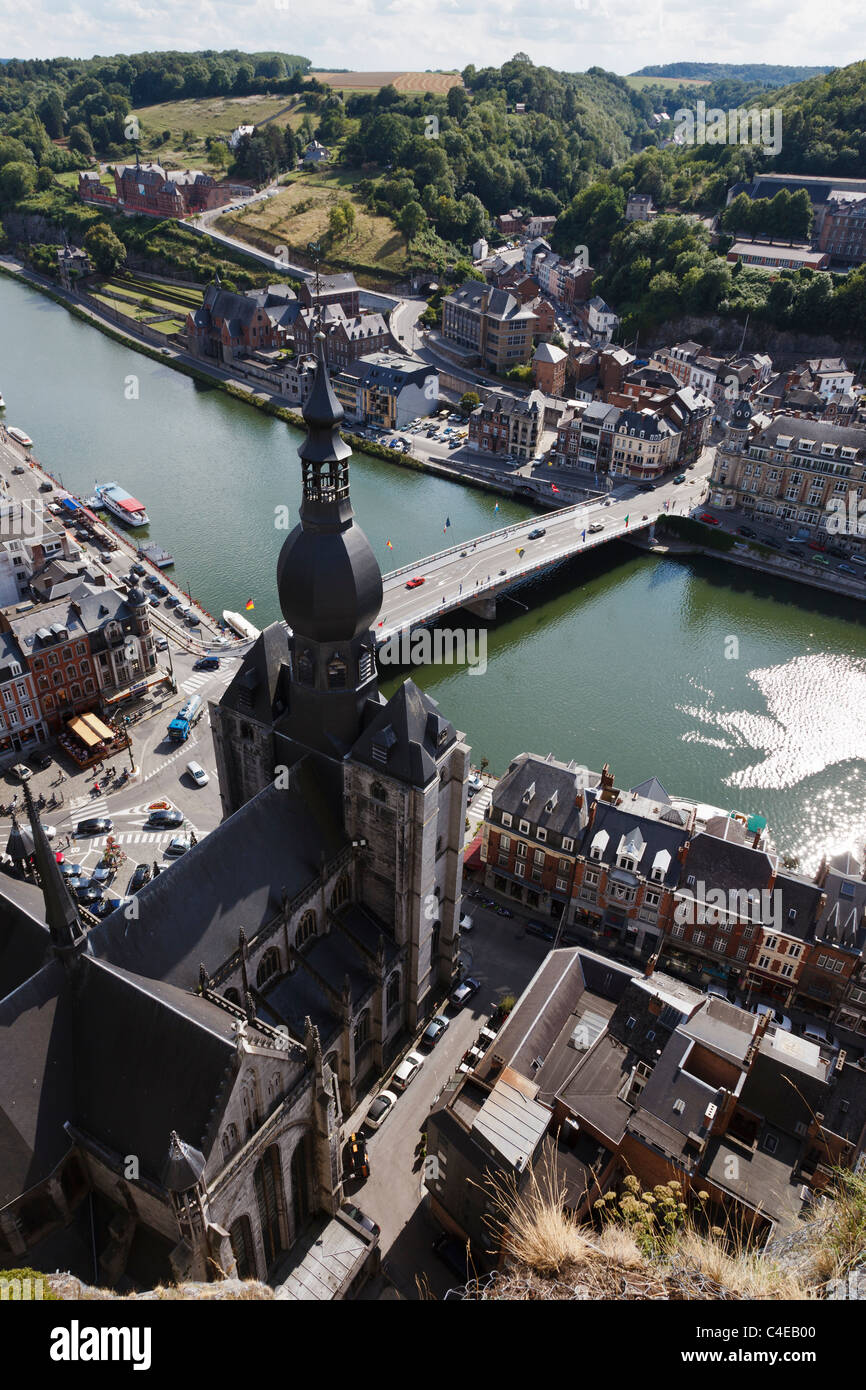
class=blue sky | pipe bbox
[0,0,861,74]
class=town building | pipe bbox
[292,304,389,372]
[708,401,866,553]
[186,278,298,364]
[297,273,360,317]
[0,499,80,608]
[554,399,683,478]
[532,341,567,397]
[229,124,255,150]
[727,174,866,266]
[578,296,619,348]
[0,338,469,1291]
[300,140,330,167]
[625,190,654,222]
[332,352,438,430]
[427,947,866,1259]
[0,632,48,753]
[726,240,830,272]
[651,342,773,406]
[467,390,544,460]
[495,209,557,240]
[55,244,92,290]
[441,281,538,371]
[110,161,234,218]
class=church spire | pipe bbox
[23,783,87,957]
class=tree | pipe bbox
[35,166,55,191]
[84,223,126,274]
[398,200,427,246]
[68,124,95,159]
[447,85,470,121]
[37,89,65,139]
[459,390,480,415]
[0,160,36,202]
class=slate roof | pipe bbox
[0,895,50,998]
[89,766,348,988]
[218,619,292,725]
[350,680,457,789]
[678,830,775,899]
[814,868,866,952]
[580,792,690,887]
[490,753,593,839]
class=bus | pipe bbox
[168,694,202,743]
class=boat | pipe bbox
[94,482,149,527]
[0,392,5,409]
[222,610,261,641]
[7,427,33,448]
[137,542,174,569]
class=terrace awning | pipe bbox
[80,711,115,741]
[67,715,100,748]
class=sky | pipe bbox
[0,0,863,74]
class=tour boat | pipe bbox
[7,427,33,448]
[222,610,261,641]
[94,482,149,527]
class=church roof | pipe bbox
[350,680,457,788]
[88,763,348,988]
[218,620,292,724]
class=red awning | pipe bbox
[463,831,483,871]
[81,507,100,524]
[118,496,145,513]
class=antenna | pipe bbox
[308,240,323,328]
[738,311,749,356]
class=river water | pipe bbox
[2,272,865,868]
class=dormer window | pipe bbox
[562,837,574,852]
[537,828,547,842]
[522,782,536,805]
[519,819,530,834]
[591,847,602,861]
[652,867,664,882]
[545,789,558,813]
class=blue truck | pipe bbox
[168,695,202,743]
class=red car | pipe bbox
[807,539,826,551]
[699,512,720,526]
[405,576,426,589]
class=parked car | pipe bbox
[75,880,103,904]
[737,526,757,538]
[76,817,112,836]
[344,1132,369,1180]
[762,537,781,550]
[364,1090,397,1131]
[638,483,654,493]
[838,562,858,575]
[340,1202,380,1238]
[450,976,481,1008]
[468,772,483,790]
[38,481,53,492]
[164,834,192,856]
[91,864,115,886]
[147,807,184,828]
[527,527,547,540]
[494,904,514,918]
[155,636,169,650]
[420,1014,450,1049]
[10,762,32,782]
[392,1050,425,1091]
[129,862,152,892]
[61,862,83,880]
[526,920,555,942]
[193,656,220,671]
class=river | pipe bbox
[2,271,865,869]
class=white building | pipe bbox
[229,125,255,150]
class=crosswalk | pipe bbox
[179,672,211,696]
[92,828,199,847]
[69,794,111,818]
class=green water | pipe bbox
[3,273,866,867]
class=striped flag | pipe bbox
[386,539,393,550]
[245,598,255,611]
[444,516,451,534]
[551,484,560,493]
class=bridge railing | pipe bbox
[382,498,608,583]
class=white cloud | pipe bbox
[0,0,861,73]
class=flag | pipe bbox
[245,598,255,611]
[624,514,629,527]
[552,484,560,493]
[581,529,586,542]
[386,539,393,550]
[493,503,500,513]
[444,516,451,534]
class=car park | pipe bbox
[420,1014,450,1049]
[526,920,555,942]
[76,817,112,836]
[129,862,152,892]
[392,1050,425,1091]
[449,976,481,1008]
[364,1090,397,1131]
[75,880,103,904]
[149,596,160,607]
[165,834,192,856]
[186,761,209,787]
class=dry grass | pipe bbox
[309,72,462,93]
[808,1171,866,1284]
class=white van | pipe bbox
[850,554,866,567]
[459,913,474,933]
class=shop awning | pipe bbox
[464,831,483,871]
[80,711,116,741]
[67,715,100,748]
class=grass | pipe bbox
[132,94,307,175]
[307,71,462,93]
[214,166,409,281]
[623,75,711,91]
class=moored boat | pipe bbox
[7,426,33,447]
[222,610,261,641]
[94,481,149,527]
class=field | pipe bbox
[215,167,408,283]
[131,94,306,174]
[307,71,462,93]
[91,273,202,333]
[623,75,711,91]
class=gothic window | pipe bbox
[296,909,317,947]
[256,947,281,988]
[353,1010,370,1056]
[241,1086,257,1139]
[291,1139,309,1237]
[224,987,240,1005]
[327,654,348,689]
[297,650,314,685]
[330,873,350,911]
[370,781,387,803]
[386,972,401,1012]
[221,1123,239,1160]
[254,1146,288,1267]
[229,1215,256,1281]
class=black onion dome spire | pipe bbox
[277,332,383,643]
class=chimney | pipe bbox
[814,855,828,888]
[644,951,658,978]
[600,763,615,802]
[752,829,762,849]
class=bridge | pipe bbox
[375,478,688,644]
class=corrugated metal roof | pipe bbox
[472,1073,551,1169]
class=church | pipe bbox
[0,335,470,1290]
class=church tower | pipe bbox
[275,331,383,757]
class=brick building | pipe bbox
[441,281,538,371]
[468,390,544,460]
